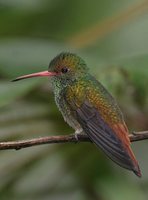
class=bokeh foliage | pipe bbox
[0,0,148,199]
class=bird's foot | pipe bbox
[74,128,84,143]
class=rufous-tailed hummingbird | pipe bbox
[12,52,141,177]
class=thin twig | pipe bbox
[0,131,147,151]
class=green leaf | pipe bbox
[0,80,40,107]
[0,39,67,77]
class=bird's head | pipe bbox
[12,52,88,83]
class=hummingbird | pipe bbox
[12,52,141,177]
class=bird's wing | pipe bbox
[65,85,140,176]
[74,101,133,169]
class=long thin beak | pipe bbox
[12,70,57,82]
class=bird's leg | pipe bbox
[74,128,85,141]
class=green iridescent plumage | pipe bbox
[49,53,123,129]
[49,52,141,177]
[12,52,141,177]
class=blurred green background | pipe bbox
[0,0,148,199]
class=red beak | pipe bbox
[12,70,57,82]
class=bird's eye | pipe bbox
[61,67,68,74]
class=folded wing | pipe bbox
[67,97,141,176]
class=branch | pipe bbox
[0,131,147,150]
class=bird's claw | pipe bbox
[74,134,79,143]
[74,128,83,143]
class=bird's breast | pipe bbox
[54,88,82,132]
